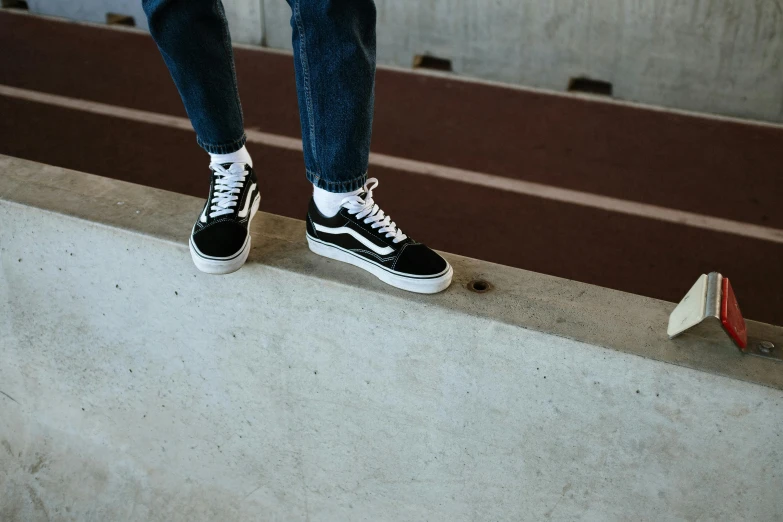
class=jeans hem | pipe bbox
[307,169,367,193]
[197,134,247,155]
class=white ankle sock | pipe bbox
[210,145,253,167]
[313,184,362,217]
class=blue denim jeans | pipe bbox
[142,0,376,192]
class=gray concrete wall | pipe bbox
[26,0,150,29]
[1,156,782,521]
[266,0,783,122]
[24,0,264,44]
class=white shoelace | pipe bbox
[340,178,408,243]
[209,162,248,218]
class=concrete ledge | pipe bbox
[1,155,782,520]
[0,155,780,390]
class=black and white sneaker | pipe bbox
[305,178,453,294]
[189,162,260,274]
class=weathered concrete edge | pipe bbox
[1,154,780,389]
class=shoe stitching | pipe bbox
[350,249,395,262]
[392,242,412,271]
[307,214,320,239]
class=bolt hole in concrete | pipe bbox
[106,13,135,26]
[758,341,775,354]
[568,77,613,97]
[413,54,453,72]
[468,279,492,293]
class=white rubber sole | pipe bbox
[189,195,260,275]
[306,235,453,294]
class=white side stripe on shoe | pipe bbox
[237,184,257,218]
[313,223,395,255]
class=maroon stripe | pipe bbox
[1,11,781,229]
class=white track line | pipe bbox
[2,83,782,245]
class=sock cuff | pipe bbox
[312,184,362,217]
[209,145,253,167]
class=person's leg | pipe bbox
[143,0,260,274]
[291,0,453,293]
[143,0,249,160]
[287,0,375,195]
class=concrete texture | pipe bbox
[26,0,150,30]
[1,155,780,388]
[1,155,782,521]
[25,0,264,44]
[264,0,783,122]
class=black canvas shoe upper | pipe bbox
[191,163,259,259]
[306,179,449,278]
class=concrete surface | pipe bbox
[266,0,783,123]
[24,0,264,44]
[1,155,782,521]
